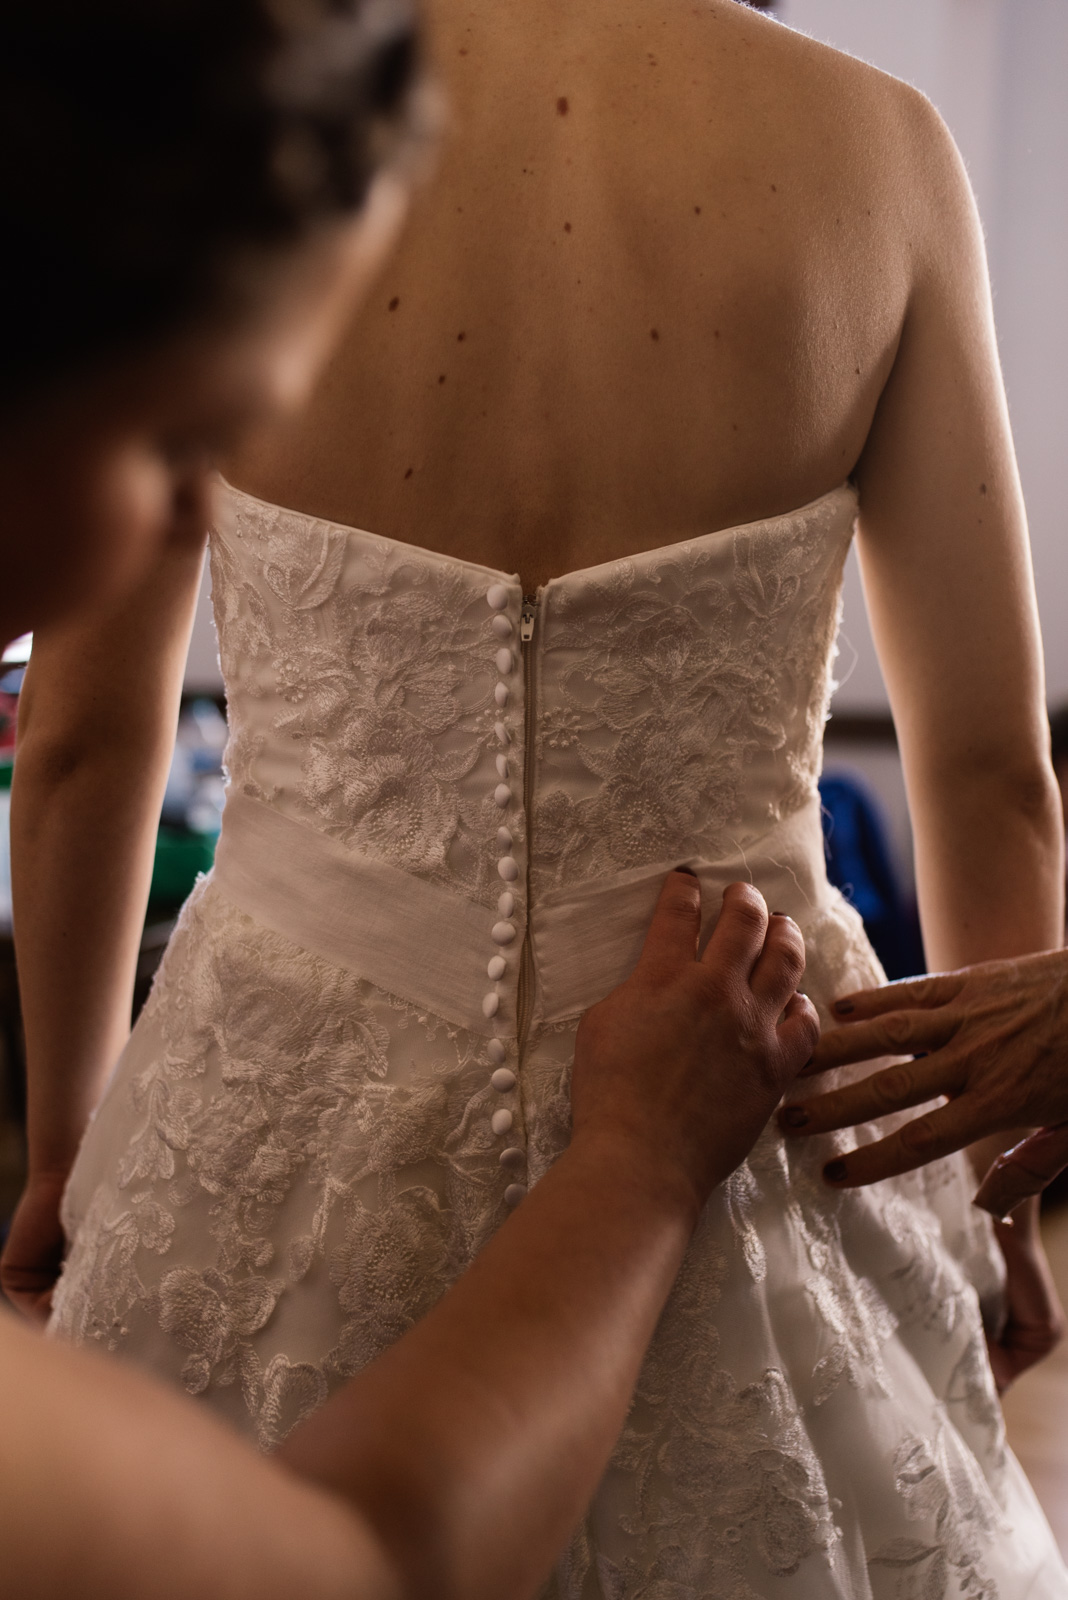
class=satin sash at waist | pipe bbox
[212,792,834,1036]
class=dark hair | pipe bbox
[0,0,421,406]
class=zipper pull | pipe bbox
[520,595,537,644]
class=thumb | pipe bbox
[974,1122,1068,1221]
[636,869,702,980]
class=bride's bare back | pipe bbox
[229,0,926,586]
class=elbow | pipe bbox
[15,724,102,791]
[946,747,1063,846]
[994,754,1062,839]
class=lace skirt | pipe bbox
[52,869,1067,1598]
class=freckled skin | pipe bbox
[229,0,1030,619]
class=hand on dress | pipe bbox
[776,950,1068,1211]
[0,1169,69,1322]
[572,874,820,1219]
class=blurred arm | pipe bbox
[1,537,204,1315]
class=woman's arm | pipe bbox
[3,879,818,1600]
[0,535,205,1317]
[846,89,1064,1384]
[853,89,1062,978]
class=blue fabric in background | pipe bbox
[818,772,926,981]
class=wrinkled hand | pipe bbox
[776,950,1068,1197]
[573,874,820,1217]
[987,1201,1066,1392]
[0,1169,69,1323]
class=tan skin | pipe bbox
[779,953,1068,1387]
[4,0,1064,1383]
[778,744,1068,1221]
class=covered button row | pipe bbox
[485,580,526,1208]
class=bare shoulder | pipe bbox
[696,1,968,211]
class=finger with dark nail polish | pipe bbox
[823,1159,847,1184]
[781,1106,809,1129]
[674,865,698,877]
[833,1001,854,1014]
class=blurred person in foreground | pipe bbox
[0,3,821,1597]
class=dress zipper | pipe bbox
[515,593,539,1056]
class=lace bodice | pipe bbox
[211,481,856,905]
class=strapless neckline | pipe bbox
[218,477,858,592]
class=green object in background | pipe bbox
[0,760,11,791]
[150,826,216,908]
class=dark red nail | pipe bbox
[674,865,698,877]
[823,1159,848,1184]
[834,1001,854,1014]
[782,1106,809,1129]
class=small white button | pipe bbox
[486,583,509,611]
[495,648,513,675]
[491,1067,517,1092]
[487,955,506,980]
[482,992,500,1019]
[491,614,513,639]
[497,891,515,917]
[504,1183,528,1207]
[496,826,513,849]
[491,921,517,945]
[487,1038,507,1064]
[495,754,509,779]
[494,683,510,708]
[494,721,510,745]
[494,784,512,808]
[491,1108,514,1136]
[497,856,519,882]
[499,1146,525,1170]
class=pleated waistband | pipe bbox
[212,793,833,1035]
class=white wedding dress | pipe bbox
[52,481,1067,1598]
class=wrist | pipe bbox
[25,1160,74,1189]
[567,1124,706,1232]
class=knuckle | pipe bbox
[774,936,806,984]
[882,1012,915,1050]
[723,882,768,928]
[800,1005,822,1052]
[898,1115,938,1157]
[873,1064,915,1110]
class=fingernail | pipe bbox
[823,1159,848,1184]
[834,1001,854,1014]
[782,1106,809,1129]
[674,865,698,877]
